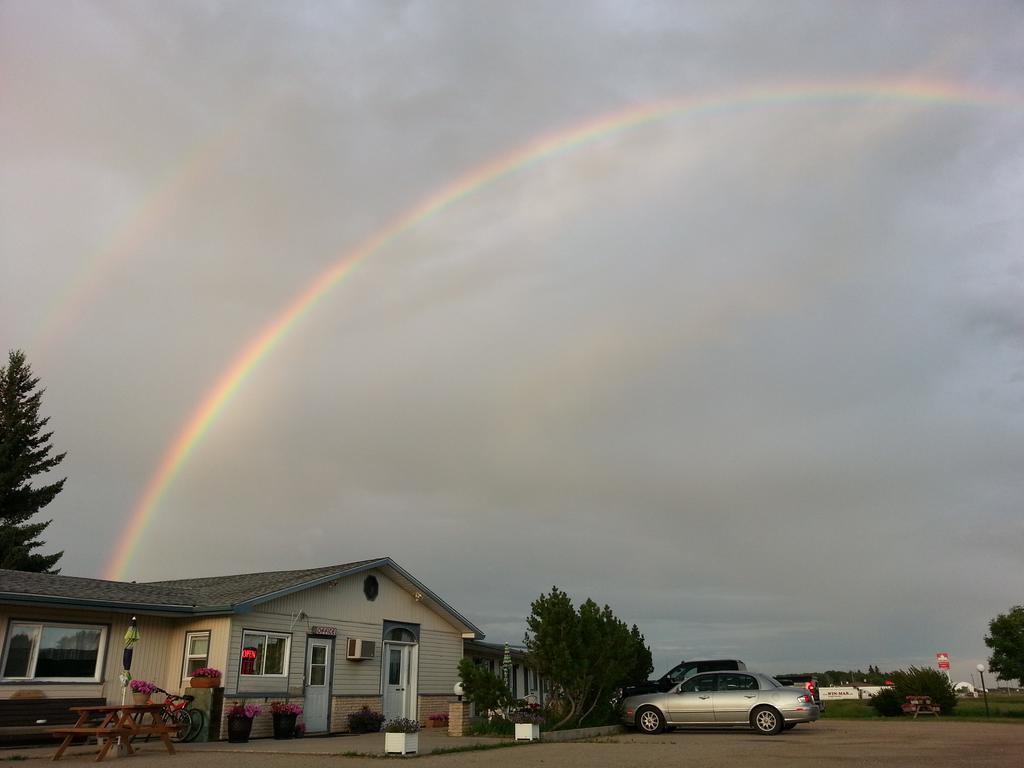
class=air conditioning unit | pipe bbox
[347,638,376,660]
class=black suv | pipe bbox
[617,659,747,700]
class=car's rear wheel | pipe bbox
[751,706,783,735]
[636,706,665,735]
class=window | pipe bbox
[717,673,759,691]
[384,627,415,643]
[182,632,210,678]
[239,631,289,676]
[2,621,107,681]
[680,674,717,694]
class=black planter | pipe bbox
[272,712,297,740]
[227,716,253,743]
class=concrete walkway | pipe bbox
[185,729,507,755]
[6,729,509,761]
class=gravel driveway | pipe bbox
[13,719,1022,767]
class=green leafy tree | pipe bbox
[0,350,64,572]
[985,606,1024,685]
[524,586,652,729]
[457,657,515,715]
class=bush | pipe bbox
[890,667,957,715]
[868,687,904,717]
[347,706,385,733]
[466,717,514,736]
[457,658,516,715]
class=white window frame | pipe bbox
[1,621,108,683]
[182,631,211,680]
[239,630,290,677]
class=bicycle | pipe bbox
[148,686,206,743]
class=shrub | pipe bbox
[347,706,384,734]
[466,717,514,737]
[868,687,904,717]
[890,667,957,715]
[270,702,303,715]
[457,658,516,714]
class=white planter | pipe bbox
[384,732,418,755]
[514,723,540,741]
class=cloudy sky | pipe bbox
[2,1,1022,685]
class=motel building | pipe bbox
[0,557,512,739]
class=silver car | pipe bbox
[622,671,820,736]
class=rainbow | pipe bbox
[104,79,1019,580]
[30,118,246,361]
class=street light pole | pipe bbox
[976,664,990,717]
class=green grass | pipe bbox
[821,701,879,719]
[822,694,1024,721]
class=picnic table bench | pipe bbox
[901,695,940,718]
[51,704,176,762]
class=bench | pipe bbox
[901,696,940,718]
[50,704,176,762]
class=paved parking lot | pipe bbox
[9,720,1022,767]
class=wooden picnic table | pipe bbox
[901,695,940,718]
[51,703,176,762]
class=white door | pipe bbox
[304,639,332,733]
[382,642,414,720]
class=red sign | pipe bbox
[936,652,950,670]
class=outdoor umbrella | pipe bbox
[502,643,512,690]
[120,617,140,702]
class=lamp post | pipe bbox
[976,664,990,717]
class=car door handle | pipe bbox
[745,695,756,699]
[699,695,711,700]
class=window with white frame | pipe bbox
[239,630,289,676]
[1,621,107,681]
[182,631,210,678]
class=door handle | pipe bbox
[745,695,756,699]
[699,695,711,700]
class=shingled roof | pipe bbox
[0,558,483,636]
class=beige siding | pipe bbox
[224,569,465,708]
[0,605,182,703]
[417,628,462,695]
[252,569,463,633]
[159,616,232,694]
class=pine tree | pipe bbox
[0,350,65,572]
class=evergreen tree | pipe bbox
[0,350,65,572]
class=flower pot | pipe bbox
[132,692,150,706]
[384,732,418,755]
[190,676,221,688]
[227,716,253,743]
[272,712,297,739]
[514,723,540,741]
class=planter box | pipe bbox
[272,712,297,739]
[514,723,541,741]
[384,732,418,755]
[227,716,253,743]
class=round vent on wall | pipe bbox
[363,575,379,601]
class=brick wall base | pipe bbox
[331,696,384,733]
[418,694,453,728]
[448,701,471,736]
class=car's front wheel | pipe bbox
[636,706,665,735]
[751,706,783,735]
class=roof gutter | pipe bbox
[0,592,233,616]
